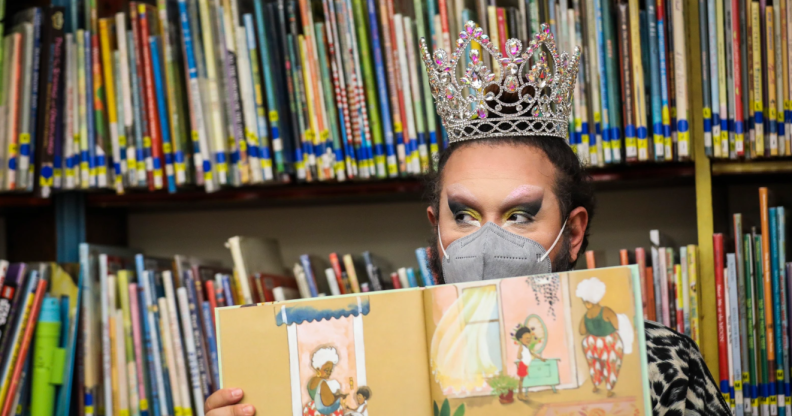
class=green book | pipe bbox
[756,233,769,408]
[350,0,385,178]
[746,233,759,412]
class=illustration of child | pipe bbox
[514,325,545,401]
[343,386,371,416]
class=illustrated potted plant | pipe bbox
[486,373,520,404]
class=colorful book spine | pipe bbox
[778,207,790,413]
[672,0,690,159]
[761,188,778,414]
[630,0,648,162]
[364,0,396,177]
[99,19,123,194]
[715,233,730,400]
[728,253,746,416]
[404,17,429,174]
[594,0,613,164]
[128,284,149,416]
[770,207,786,412]
[197,0,228,185]
[149,38,177,193]
[716,0,729,157]
[745,234,759,414]
[756,232,770,415]
[768,6,780,156]
[234,24,262,185]
[175,288,205,416]
[314,23,346,182]
[243,15,275,182]
[688,245,700,344]
[379,0,406,175]
[753,1,766,157]
[253,0,286,178]
[776,0,787,156]
[393,16,418,176]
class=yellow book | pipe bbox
[99,18,123,194]
[117,271,140,416]
[342,254,361,293]
[299,35,321,181]
[687,244,700,345]
[216,266,653,416]
[753,3,766,156]
[629,0,647,162]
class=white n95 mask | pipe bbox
[438,220,566,284]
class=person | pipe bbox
[514,325,544,401]
[575,277,634,398]
[204,21,731,416]
[303,347,347,416]
[344,386,372,416]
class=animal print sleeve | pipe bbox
[644,320,731,416]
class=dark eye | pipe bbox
[455,212,477,223]
[508,212,532,224]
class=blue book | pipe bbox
[149,37,177,193]
[299,254,319,297]
[222,274,235,306]
[25,9,42,191]
[647,3,664,161]
[771,208,785,411]
[778,207,790,410]
[656,5,671,158]
[138,278,161,416]
[143,271,174,416]
[365,0,397,177]
[253,1,287,176]
[593,0,611,163]
[56,273,82,416]
[406,268,418,288]
[202,301,221,389]
[415,248,434,286]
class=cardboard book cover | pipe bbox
[216,265,651,416]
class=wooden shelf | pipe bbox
[712,158,792,175]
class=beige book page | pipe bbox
[217,289,433,416]
[423,266,650,416]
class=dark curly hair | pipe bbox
[426,136,596,283]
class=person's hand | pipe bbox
[206,388,255,416]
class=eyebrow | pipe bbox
[445,184,481,209]
[500,185,544,208]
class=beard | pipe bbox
[428,227,574,285]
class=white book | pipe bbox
[158,297,183,416]
[398,267,409,289]
[293,263,311,299]
[234,26,262,184]
[273,286,300,302]
[163,271,195,416]
[226,236,285,304]
[99,254,114,416]
[325,268,340,296]
[115,13,134,186]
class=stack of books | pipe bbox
[711,187,790,416]
[0,0,709,199]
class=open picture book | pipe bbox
[216,265,651,416]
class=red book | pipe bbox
[0,279,47,416]
[259,274,300,302]
[635,248,648,319]
[130,3,153,189]
[713,233,729,392]
[249,274,262,303]
[585,251,596,269]
[496,8,507,55]
[619,249,629,265]
[138,4,164,190]
[391,272,402,289]
[328,253,347,295]
[436,0,450,51]
[644,267,657,322]
[205,280,218,329]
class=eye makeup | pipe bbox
[447,199,482,226]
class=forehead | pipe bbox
[441,143,556,192]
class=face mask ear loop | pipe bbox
[438,225,450,260]
[539,219,568,263]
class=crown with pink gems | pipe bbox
[419,21,581,144]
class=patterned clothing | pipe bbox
[582,331,624,391]
[644,320,731,416]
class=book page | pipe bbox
[217,289,433,416]
[423,266,650,416]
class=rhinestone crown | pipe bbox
[420,21,581,144]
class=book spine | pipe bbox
[183,276,212,401]
[740,0,753,158]
[393,16,419,177]
[197,0,228,185]
[671,0,690,159]
[594,0,613,164]
[756,233,770,415]
[403,17,428,174]
[137,282,161,416]
[149,38,177,193]
[314,23,346,182]
[176,288,205,416]
[688,245,700,344]
[413,0,439,166]
[298,255,319,297]
[117,274,140,416]
[771,208,786,411]
[99,18,123,194]
[761,187,778,413]
[716,0,729,157]
[163,272,194,416]
[200,301,220,391]
[381,0,407,175]
[115,13,135,186]
[3,34,20,192]
[676,265,684,333]
[735,215,751,412]
[747,0,758,158]
[253,0,286,178]
[22,10,42,190]
[343,255,361,293]
[157,297,180,416]
[416,248,434,286]
[90,33,109,189]
[776,0,787,156]
[216,4,247,187]
[728,253,746,415]
[342,0,373,177]
[128,284,149,416]
[715,233,730,399]
[137,6,160,190]
[745,234,760,414]
[753,2,766,156]
[243,16,274,182]
[177,0,214,192]
[328,253,347,295]
[157,0,187,186]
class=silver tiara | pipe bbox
[420,21,581,144]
